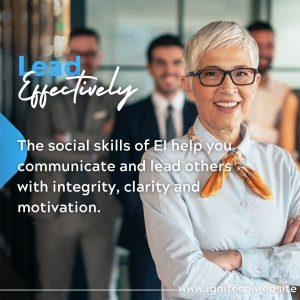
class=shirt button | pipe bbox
[282,271,289,279]
[257,267,262,275]
[244,230,252,236]
[240,201,247,207]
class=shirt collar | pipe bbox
[151,90,185,111]
[192,117,254,163]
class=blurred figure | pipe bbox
[27,28,120,300]
[110,34,197,300]
[0,189,28,300]
[246,21,298,158]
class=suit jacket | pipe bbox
[110,95,197,252]
[27,80,121,220]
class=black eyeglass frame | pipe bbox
[186,67,258,86]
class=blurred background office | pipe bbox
[0,0,300,300]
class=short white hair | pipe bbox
[184,21,259,73]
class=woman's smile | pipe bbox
[213,100,241,112]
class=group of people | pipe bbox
[27,20,299,300]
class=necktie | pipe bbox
[166,105,176,141]
[76,94,89,130]
[188,126,273,200]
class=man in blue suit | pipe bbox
[110,34,197,300]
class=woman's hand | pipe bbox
[280,216,300,245]
[203,250,242,271]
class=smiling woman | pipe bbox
[183,46,259,147]
[139,21,300,300]
[182,42,260,147]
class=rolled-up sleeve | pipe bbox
[139,149,281,299]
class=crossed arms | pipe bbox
[203,217,300,277]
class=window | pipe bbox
[86,0,254,101]
[270,0,300,88]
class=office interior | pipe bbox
[0,0,300,299]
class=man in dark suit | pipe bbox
[27,28,121,300]
[110,34,197,300]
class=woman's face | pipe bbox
[183,46,260,134]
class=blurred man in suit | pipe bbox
[110,34,197,300]
[27,28,120,300]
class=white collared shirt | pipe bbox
[140,118,300,299]
[151,90,185,139]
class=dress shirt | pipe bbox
[139,117,300,299]
[152,90,185,139]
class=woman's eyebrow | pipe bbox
[234,65,250,68]
[202,65,220,69]
[201,64,250,69]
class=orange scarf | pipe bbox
[188,127,273,200]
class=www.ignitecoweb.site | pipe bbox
[178,284,297,296]
[17,202,100,214]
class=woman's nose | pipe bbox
[218,73,237,93]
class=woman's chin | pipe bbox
[216,121,241,134]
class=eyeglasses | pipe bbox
[186,68,258,86]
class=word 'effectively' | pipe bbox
[17,56,137,110]
[18,68,137,111]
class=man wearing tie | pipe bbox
[110,34,197,300]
